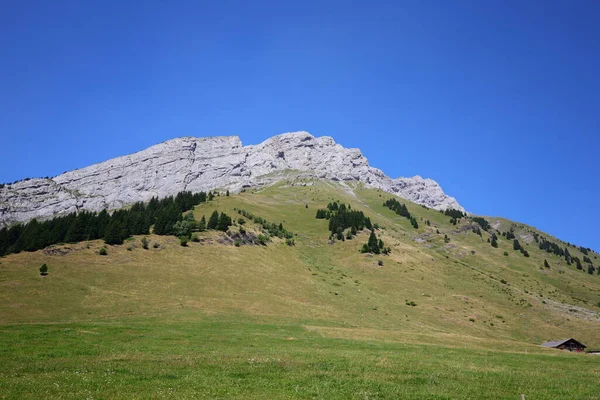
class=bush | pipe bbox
[179,237,189,247]
[141,237,149,249]
[285,238,295,246]
[191,234,200,242]
[257,234,270,246]
[504,251,509,256]
[39,263,48,276]
[153,243,160,249]
[173,220,193,237]
[378,260,383,266]
[234,240,241,247]
[99,247,108,256]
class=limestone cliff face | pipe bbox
[0,132,463,226]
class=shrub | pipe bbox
[99,247,108,256]
[153,243,160,249]
[504,251,509,256]
[405,300,417,306]
[378,260,383,266]
[141,237,149,249]
[285,238,295,246]
[587,265,595,275]
[234,240,241,247]
[173,220,193,237]
[179,237,189,247]
[39,263,48,276]
[257,234,270,246]
[127,246,132,251]
[191,234,200,242]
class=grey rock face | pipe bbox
[0,131,463,227]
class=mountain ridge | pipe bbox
[0,131,463,227]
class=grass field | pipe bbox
[1,178,599,399]
[2,317,599,400]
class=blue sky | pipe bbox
[1,1,599,251]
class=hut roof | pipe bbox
[541,338,586,348]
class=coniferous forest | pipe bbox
[0,191,213,256]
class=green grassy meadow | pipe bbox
[1,178,599,399]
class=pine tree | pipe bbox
[207,211,219,230]
[226,189,230,196]
[104,220,125,245]
[367,231,380,254]
[198,216,206,231]
[544,259,550,269]
[216,212,232,231]
[65,214,87,243]
[513,239,521,251]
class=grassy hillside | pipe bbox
[1,177,599,398]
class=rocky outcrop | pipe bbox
[0,131,463,227]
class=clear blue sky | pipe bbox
[1,1,599,251]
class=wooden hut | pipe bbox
[541,338,587,352]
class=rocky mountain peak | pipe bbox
[0,132,463,227]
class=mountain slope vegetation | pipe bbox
[1,176,599,399]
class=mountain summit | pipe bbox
[0,131,462,227]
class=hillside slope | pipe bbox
[2,177,599,349]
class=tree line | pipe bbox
[383,198,418,229]
[0,191,212,256]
